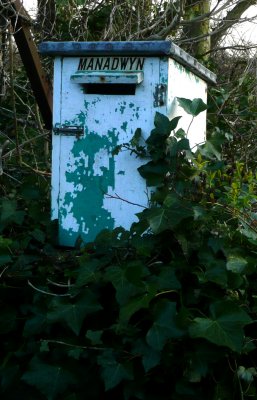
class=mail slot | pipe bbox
[39,41,216,247]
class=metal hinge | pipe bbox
[53,124,84,137]
[153,84,167,107]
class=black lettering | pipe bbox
[129,57,137,70]
[78,58,87,71]
[120,57,129,70]
[137,58,145,70]
[103,58,110,70]
[111,58,119,70]
[87,58,94,70]
[78,57,144,72]
[95,58,104,70]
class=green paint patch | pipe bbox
[59,120,119,245]
[120,102,127,114]
[92,98,101,106]
[84,100,90,109]
[121,122,128,132]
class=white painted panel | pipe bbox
[55,57,163,246]
[166,59,207,149]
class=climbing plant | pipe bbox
[0,101,257,399]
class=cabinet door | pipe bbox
[52,56,162,246]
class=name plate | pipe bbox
[77,57,145,72]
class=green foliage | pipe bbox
[1,104,257,399]
[22,357,76,400]
[189,301,252,352]
[207,60,257,170]
[177,97,208,116]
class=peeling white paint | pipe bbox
[52,55,209,246]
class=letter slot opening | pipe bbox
[70,71,143,95]
[83,83,136,95]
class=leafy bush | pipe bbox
[0,101,257,399]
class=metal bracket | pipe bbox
[153,84,167,107]
[53,125,84,137]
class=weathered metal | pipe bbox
[40,41,216,246]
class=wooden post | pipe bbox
[8,0,53,129]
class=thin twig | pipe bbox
[21,161,51,177]
[40,339,109,351]
[47,278,74,288]
[0,265,10,279]
[3,132,49,159]
[28,280,71,297]
[104,192,147,209]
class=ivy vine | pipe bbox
[0,99,257,399]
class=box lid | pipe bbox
[38,41,216,84]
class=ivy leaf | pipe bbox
[146,300,184,351]
[23,312,48,337]
[175,128,186,139]
[0,199,25,225]
[47,292,102,335]
[97,350,133,391]
[22,357,76,399]
[104,266,143,305]
[189,301,252,352]
[147,208,169,233]
[138,161,169,186]
[226,256,248,274]
[177,97,207,116]
[131,235,158,257]
[86,330,103,345]
[30,228,45,243]
[0,199,17,221]
[169,116,182,131]
[199,141,221,160]
[155,266,181,290]
[197,251,228,287]
[200,261,228,287]
[239,221,257,243]
[76,259,101,287]
[130,128,142,147]
[147,196,193,234]
[163,194,193,225]
[132,339,161,372]
[186,342,222,383]
[68,348,83,360]
[119,292,153,323]
[154,112,181,136]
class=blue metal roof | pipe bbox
[38,41,216,84]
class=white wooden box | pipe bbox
[39,41,216,246]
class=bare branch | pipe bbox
[211,0,257,49]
